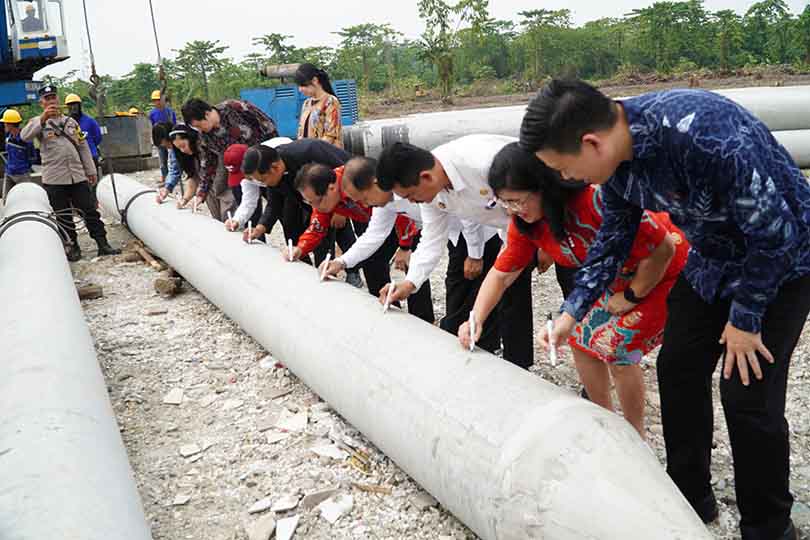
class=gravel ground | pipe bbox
[69,169,809,540]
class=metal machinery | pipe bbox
[0,0,69,106]
[240,63,359,138]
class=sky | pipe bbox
[38,0,810,80]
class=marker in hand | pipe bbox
[191,197,198,214]
[247,220,253,244]
[320,253,331,281]
[288,238,294,262]
[547,312,557,366]
[382,281,395,313]
[468,311,476,352]
[227,210,233,221]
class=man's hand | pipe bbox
[87,174,97,186]
[720,322,774,386]
[224,218,239,232]
[393,248,411,272]
[458,318,483,351]
[280,243,302,262]
[607,291,637,316]
[331,214,348,229]
[40,105,60,123]
[537,249,554,274]
[243,223,267,244]
[156,187,169,204]
[321,258,346,277]
[379,280,416,305]
[463,257,484,280]
[540,312,576,355]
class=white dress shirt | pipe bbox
[336,195,481,270]
[405,134,514,289]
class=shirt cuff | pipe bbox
[466,243,484,259]
[561,292,590,322]
[728,300,762,334]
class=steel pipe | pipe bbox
[0,183,152,540]
[344,86,810,168]
[98,174,710,540]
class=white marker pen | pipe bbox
[547,312,557,367]
[288,238,294,262]
[247,221,253,244]
[382,281,395,313]
[468,311,476,352]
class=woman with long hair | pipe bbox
[295,63,343,148]
[458,143,689,438]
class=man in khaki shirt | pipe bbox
[21,84,120,261]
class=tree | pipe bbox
[174,40,229,99]
[744,0,792,63]
[714,10,744,71]
[252,33,296,64]
[417,0,490,100]
[519,9,572,80]
[799,4,810,65]
[334,23,400,92]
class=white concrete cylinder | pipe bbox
[0,183,152,540]
[344,86,810,168]
[98,174,711,540]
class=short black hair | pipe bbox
[376,142,435,191]
[520,79,618,154]
[343,156,377,191]
[181,98,213,124]
[151,122,172,147]
[242,144,280,175]
[294,163,336,196]
[489,142,586,240]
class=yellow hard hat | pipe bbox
[65,93,82,105]
[129,107,140,115]
[150,90,161,100]
[1,109,22,123]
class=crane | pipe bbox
[0,0,69,106]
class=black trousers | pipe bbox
[353,222,434,324]
[657,274,810,540]
[441,234,534,368]
[45,182,107,244]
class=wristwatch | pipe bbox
[623,286,644,304]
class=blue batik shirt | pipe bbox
[562,89,810,334]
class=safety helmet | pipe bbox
[129,107,140,115]
[150,90,161,100]
[64,93,82,105]
[1,109,22,124]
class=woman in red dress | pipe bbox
[458,143,689,438]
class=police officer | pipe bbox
[21,84,120,262]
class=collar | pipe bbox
[617,96,658,161]
[434,155,466,193]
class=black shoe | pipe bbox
[580,386,590,401]
[96,239,121,257]
[695,493,719,524]
[780,521,798,540]
[66,244,82,262]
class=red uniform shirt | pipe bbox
[494,185,688,287]
[297,167,416,255]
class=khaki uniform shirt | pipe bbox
[21,115,95,186]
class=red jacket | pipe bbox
[297,167,416,255]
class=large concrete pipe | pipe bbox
[0,183,152,540]
[774,130,810,169]
[344,86,810,167]
[98,174,711,540]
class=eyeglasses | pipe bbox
[497,193,532,212]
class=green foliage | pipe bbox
[54,0,810,117]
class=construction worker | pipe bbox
[149,90,177,186]
[21,85,120,261]
[65,93,102,175]
[1,109,37,199]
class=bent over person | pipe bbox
[525,79,810,540]
[21,85,120,262]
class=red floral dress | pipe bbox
[495,186,689,365]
